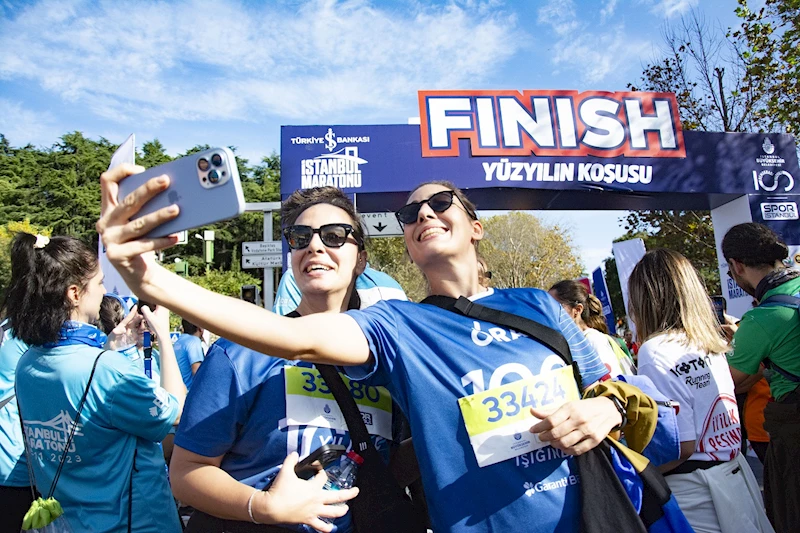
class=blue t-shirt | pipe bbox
[16,343,180,533]
[344,288,608,533]
[172,334,204,389]
[175,338,393,533]
[0,322,29,487]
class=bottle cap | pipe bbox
[346,451,364,465]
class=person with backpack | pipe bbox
[722,222,800,532]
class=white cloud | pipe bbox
[0,99,59,147]
[0,0,523,126]
[600,0,618,21]
[537,0,578,37]
[648,0,699,18]
[536,1,651,83]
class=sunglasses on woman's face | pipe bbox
[282,223,360,250]
[395,190,460,226]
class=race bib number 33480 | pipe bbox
[457,365,580,467]
[284,366,393,440]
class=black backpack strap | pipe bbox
[422,295,582,390]
[315,364,373,454]
[757,295,800,382]
[47,350,107,498]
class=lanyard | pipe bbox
[143,331,152,380]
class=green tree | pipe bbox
[619,211,720,294]
[0,220,52,304]
[735,0,800,135]
[365,237,427,302]
[629,9,770,133]
[481,212,583,290]
[137,139,173,168]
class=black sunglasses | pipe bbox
[396,190,474,226]
[283,223,361,250]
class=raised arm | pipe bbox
[96,164,371,366]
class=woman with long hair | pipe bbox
[170,187,390,533]
[628,249,770,533]
[98,165,628,533]
[549,279,635,377]
[4,233,185,531]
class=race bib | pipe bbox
[284,366,393,440]
[458,365,580,467]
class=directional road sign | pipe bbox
[360,212,403,237]
[242,254,283,269]
[242,241,282,255]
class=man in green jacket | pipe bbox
[723,222,800,533]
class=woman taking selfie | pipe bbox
[628,249,770,533]
[99,164,630,533]
[170,187,388,533]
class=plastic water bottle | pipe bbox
[319,451,363,525]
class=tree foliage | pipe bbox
[735,0,800,135]
[365,237,428,302]
[481,212,583,291]
[0,133,281,299]
[629,10,770,133]
[621,211,720,295]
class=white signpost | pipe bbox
[242,241,282,255]
[360,212,403,237]
[242,254,283,269]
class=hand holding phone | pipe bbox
[116,147,245,238]
[711,296,726,324]
[294,444,346,480]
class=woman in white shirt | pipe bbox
[628,249,771,533]
[549,279,636,377]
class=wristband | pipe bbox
[247,489,260,524]
[608,395,628,432]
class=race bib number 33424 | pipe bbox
[457,365,580,467]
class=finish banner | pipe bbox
[281,104,798,200]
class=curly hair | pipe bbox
[722,222,788,267]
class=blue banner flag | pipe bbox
[592,267,616,335]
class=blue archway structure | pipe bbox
[280,90,800,317]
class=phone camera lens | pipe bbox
[208,169,220,184]
[198,158,210,171]
[211,153,223,167]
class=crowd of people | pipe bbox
[0,162,796,533]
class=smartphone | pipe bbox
[117,147,245,238]
[294,444,346,480]
[711,296,726,324]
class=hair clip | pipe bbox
[33,234,50,249]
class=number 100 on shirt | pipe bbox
[457,365,580,467]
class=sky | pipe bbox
[0,0,748,273]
